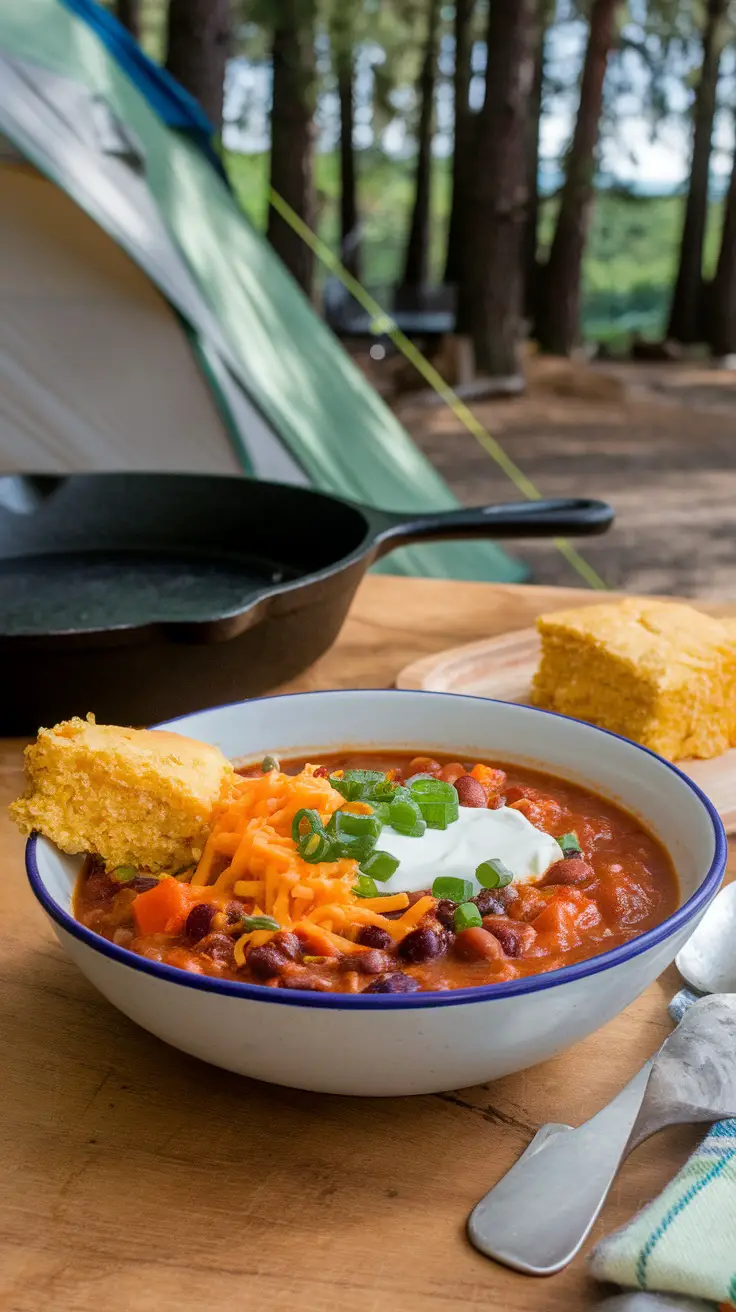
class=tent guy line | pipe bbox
[267,187,608,593]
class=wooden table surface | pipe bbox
[2,576,733,1312]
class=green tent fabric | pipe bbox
[0,0,527,583]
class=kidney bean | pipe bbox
[454,927,505,961]
[482,919,537,958]
[312,766,329,778]
[270,931,302,961]
[357,925,394,950]
[185,901,216,944]
[363,972,421,994]
[278,965,333,991]
[194,932,235,964]
[85,871,118,900]
[453,775,487,808]
[539,858,595,888]
[408,756,441,775]
[352,949,395,975]
[504,784,534,804]
[438,761,466,784]
[247,941,292,979]
[398,925,446,964]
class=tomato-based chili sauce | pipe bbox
[74,751,679,994]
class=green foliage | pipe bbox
[226,146,724,343]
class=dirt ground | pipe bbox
[391,358,736,600]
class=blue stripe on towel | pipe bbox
[635,1146,736,1289]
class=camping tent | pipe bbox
[0,0,526,582]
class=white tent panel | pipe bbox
[0,166,243,474]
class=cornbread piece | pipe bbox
[531,599,736,760]
[10,716,234,871]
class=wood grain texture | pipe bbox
[397,622,736,832]
[1,576,732,1312]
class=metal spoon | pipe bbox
[676,882,736,995]
[468,884,736,1272]
[467,993,736,1276]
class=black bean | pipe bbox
[398,926,446,964]
[473,889,506,917]
[356,925,394,951]
[434,899,457,930]
[185,901,216,944]
[247,942,290,980]
[128,876,160,894]
[362,972,421,994]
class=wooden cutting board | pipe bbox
[397,626,736,833]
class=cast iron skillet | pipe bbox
[0,473,613,732]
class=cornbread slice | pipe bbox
[10,715,234,871]
[531,599,736,760]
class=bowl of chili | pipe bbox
[25,690,726,1096]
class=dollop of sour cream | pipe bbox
[376,806,563,896]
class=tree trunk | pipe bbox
[667,0,727,344]
[399,0,442,291]
[164,0,231,132]
[335,43,361,278]
[443,0,474,288]
[114,0,141,40]
[267,0,317,298]
[523,13,547,323]
[536,0,622,356]
[708,124,736,356]
[456,0,538,377]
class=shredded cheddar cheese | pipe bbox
[193,766,423,964]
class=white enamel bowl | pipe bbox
[26,691,726,1097]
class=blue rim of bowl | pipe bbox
[25,689,727,1011]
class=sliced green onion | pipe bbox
[410,778,457,799]
[241,914,280,932]
[416,799,459,830]
[454,902,483,931]
[329,769,385,801]
[323,809,382,861]
[332,811,382,841]
[409,778,459,829]
[298,830,335,863]
[476,858,514,889]
[388,796,426,838]
[261,754,280,773]
[367,776,406,797]
[559,831,582,857]
[432,875,473,902]
[291,808,324,844]
[112,866,137,883]
[370,801,393,825]
[360,849,400,883]
[339,834,381,862]
[353,874,379,898]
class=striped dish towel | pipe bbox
[590,1119,736,1309]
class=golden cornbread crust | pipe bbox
[531,599,736,760]
[10,715,235,871]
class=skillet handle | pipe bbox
[371,498,614,558]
